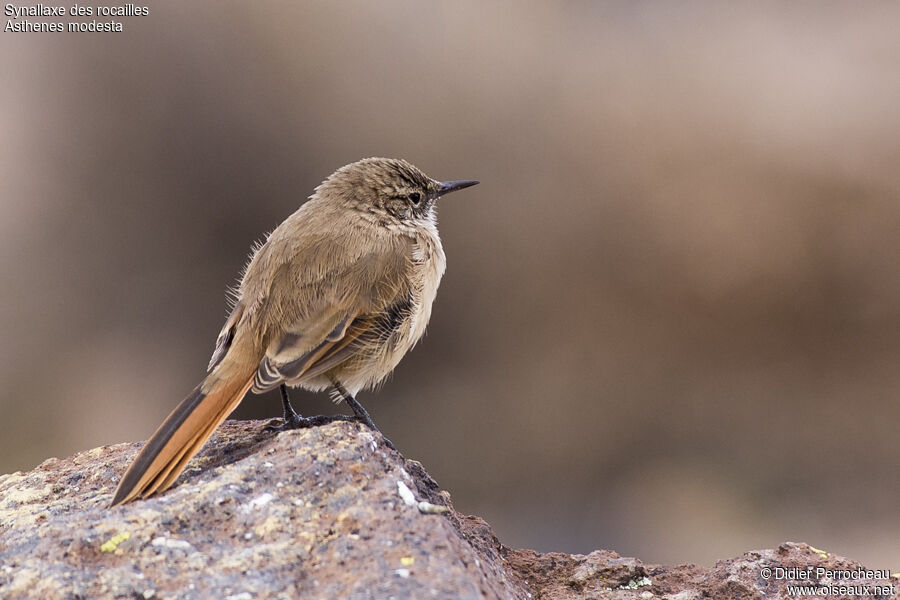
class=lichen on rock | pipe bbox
[0,420,893,600]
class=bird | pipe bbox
[110,157,478,506]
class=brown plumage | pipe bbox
[111,158,478,506]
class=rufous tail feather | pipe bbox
[110,368,254,506]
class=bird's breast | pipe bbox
[405,229,446,347]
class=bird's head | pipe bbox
[315,157,478,223]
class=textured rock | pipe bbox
[0,420,896,599]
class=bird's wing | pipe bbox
[246,228,414,393]
[208,302,244,372]
[253,313,374,392]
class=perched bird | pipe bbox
[111,158,478,506]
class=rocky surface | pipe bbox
[0,420,896,599]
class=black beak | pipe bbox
[430,179,479,200]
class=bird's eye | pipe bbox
[408,192,421,205]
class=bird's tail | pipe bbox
[110,360,255,506]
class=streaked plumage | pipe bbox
[111,158,477,506]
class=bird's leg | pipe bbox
[330,381,376,429]
[279,384,306,428]
[330,380,396,450]
[266,384,353,431]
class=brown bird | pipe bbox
[111,158,478,506]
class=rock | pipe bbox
[0,420,895,599]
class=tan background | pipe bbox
[2,2,899,567]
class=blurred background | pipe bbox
[2,1,899,568]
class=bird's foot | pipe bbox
[264,413,355,432]
[330,382,397,451]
